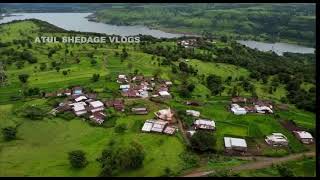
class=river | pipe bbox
[237,40,314,56]
[0,13,184,38]
[0,13,315,55]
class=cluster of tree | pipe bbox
[98,141,145,176]
[190,131,216,152]
[206,74,225,96]
[22,105,46,120]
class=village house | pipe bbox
[293,131,314,144]
[186,101,201,106]
[265,133,289,146]
[120,84,130,91]
[72,86,83,95]
[155,108,174,122]
[244,106,256,113]
[89,111,106,125]
[132,107,148,115]
[141,119,176,135]
[88,100,105,113]
[224,137,248,152]
[70,102,87,116]
[193,119,215,130]
[230,104,247,115]
[165,81,173,86]
[105,99,125,112]
[177,39,197,48]
[186,110,200,117]
[75,95,87,102]
[255,105,273,114]
[122,88,140,98]
[64,89,72,96]
[117,74,128,84]
[158,90,171,97]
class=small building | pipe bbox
[186,101,201,106]
[106,99,125,112]
[89,112,106,125]
[141,120,155,132]
[193,119,215,130]
[293,131,314,144]
[165,81,173,86]
[71,103,87,116]
[122,89,140,98]
[89,100,104,113]
[75,95,87,102]
[265,133,288,147]
[73,87,83,95]
[244,106,256,113]
[64,89,72,96]
[255,105,273,114]
[231,104,247,115]
[117,75,128,84]
[224,137,247,152]
[141,119,176,135]
[155,108,174,122]
[163,126,176,135]
[132,107,148,115]
[120,84,130,90]
[158,91,171,97]
[186,110,200,117]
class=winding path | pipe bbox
[182,151,315,177]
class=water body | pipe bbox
[237,40,314,56]
[0,13,314,55]
[0,13,184,38]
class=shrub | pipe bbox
[68,150,88,168]
[2,127,17,141]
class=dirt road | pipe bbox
[182,151,315,177]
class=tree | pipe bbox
[0,62,7,86]
[68,150,88,168]
[276,164,294,177]
[18,74,29,83]
[62,70,68,76]
[128,63,133,73]
[190,131,216,151]
[39,63,47,71]
[2,127,17,141]
[206,74,225,96]
[98,141,145,176]
[91,73,100,82]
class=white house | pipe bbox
[255,105,273,114]
[186,110,200,117]
[158,91,171,97]
[89,100,105,113]
[193,119,215,130]
[75,96,87,102]
[265,133,288,146]
[293,131,314,144]
[231,104,247,115]
[120,84,130,90]
[224,137,247,152]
